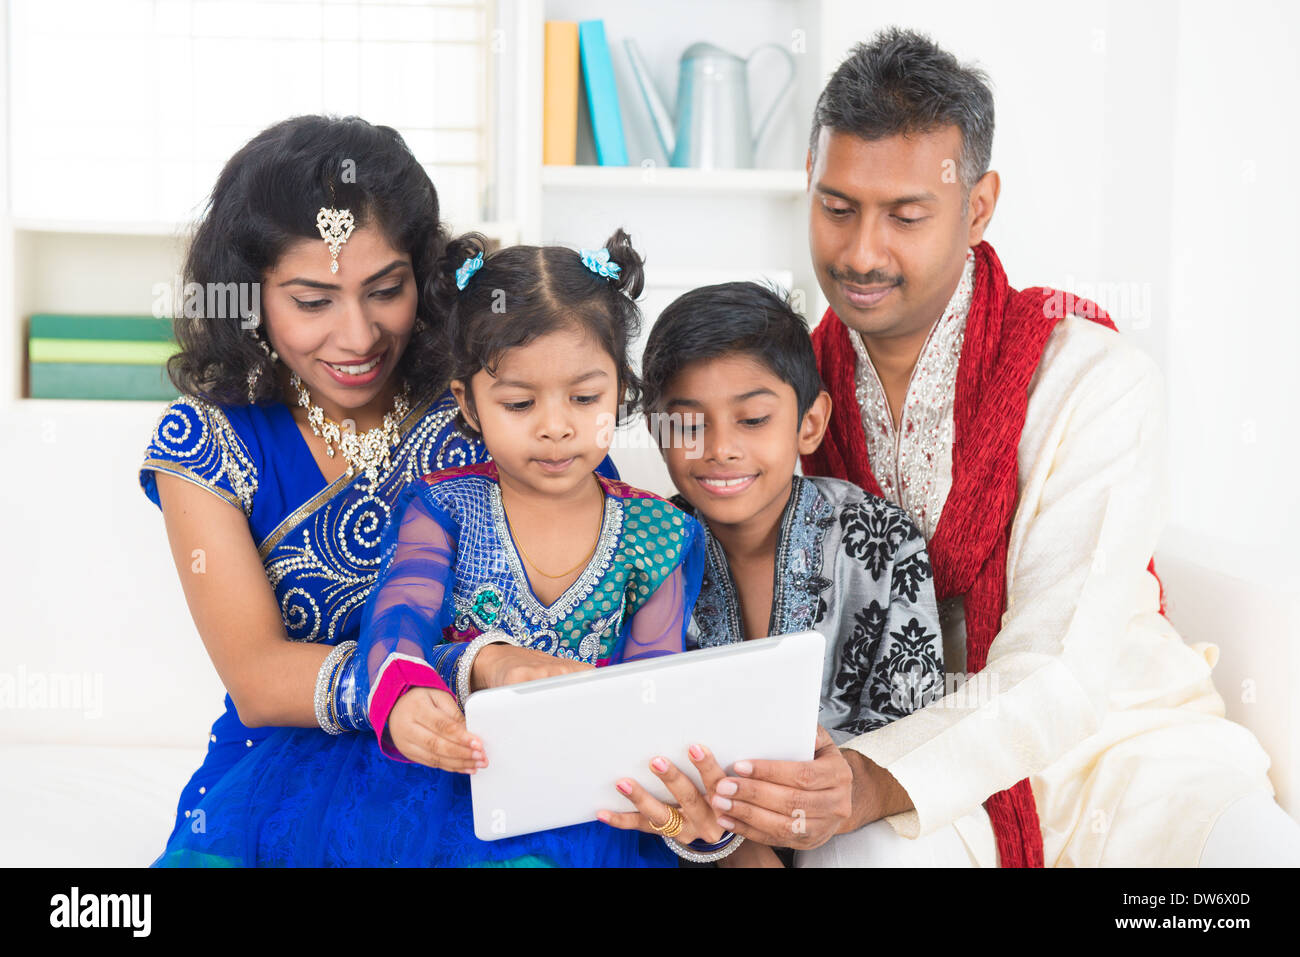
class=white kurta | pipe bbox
[841,265,1276,867]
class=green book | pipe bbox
[28,338,178,364]
[30,363,178,400]
[29,314,174,342]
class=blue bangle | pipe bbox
[333,645,370,732]
[686,832,737,853]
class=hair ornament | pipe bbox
[316,207,355,275]
[579,247,621,281]
[455,251,484,291]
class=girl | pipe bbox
[154,229,718,866]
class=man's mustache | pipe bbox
[829,266,903,288]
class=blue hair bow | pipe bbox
[455,251,484,291]
[579,247,621,281]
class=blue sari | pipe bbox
[139,390,664,866]
[152,462,704,867]
[140,389,493,845]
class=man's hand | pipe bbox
[837,747,913,833]
[706,725,854,850]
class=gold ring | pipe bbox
[649,806,684,838]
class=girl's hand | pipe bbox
[471,643,594,690]
[386,687,485,773]
[596,744,729,845]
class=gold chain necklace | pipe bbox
[502,475,602,579]
[290,371,411,488]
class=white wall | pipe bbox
[821,0,1299,588]
[1164,1,1300,584]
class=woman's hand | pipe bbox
[596,744,730,846]
[386,686,485,773]
[471,643,594,691]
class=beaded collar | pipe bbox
[847,249,975,540]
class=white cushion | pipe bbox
[0,744,204,867]
[1157,543,1299,820]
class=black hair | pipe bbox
[809,27,994,203]
[641,281,824,423]
[434,227,646,440]
[167,114,451,405]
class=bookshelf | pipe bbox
[540,165,809,195]
[502,0,828,491]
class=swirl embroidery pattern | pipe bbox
[263,395,486,642]
[143,397,259,513]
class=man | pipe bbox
[706,27,1300,866]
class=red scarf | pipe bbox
[803,241,1163,867]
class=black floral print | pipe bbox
[831,600,888,712]
[840,500,917,581]
[869,617,945,719]
[891,549,933,604]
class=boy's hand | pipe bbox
[470,643,594,691]
[387,686,485,773]
[702,724,855,849]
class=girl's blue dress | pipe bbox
[140,394,700,866]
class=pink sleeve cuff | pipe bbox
[367,654,452,762]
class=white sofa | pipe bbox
[1,411,1294,865]
[3,541,1293,867]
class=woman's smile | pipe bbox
[319,348,389,386]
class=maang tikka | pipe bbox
[317,206,355,274]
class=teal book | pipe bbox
[29,362,178,400]
[29,314,174,341]
[578,20,628,166]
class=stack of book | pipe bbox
[544,19,628,166]
[27,314,179,400]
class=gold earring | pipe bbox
[247,332,278,404]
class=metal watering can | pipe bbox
[623,39,796,169]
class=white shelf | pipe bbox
[541,165,808,196]
[12,397,173,411]
[12,219,190,238]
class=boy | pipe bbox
[642,282,945,864]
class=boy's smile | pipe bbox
[695,473,759,496]
[657,354,830,549]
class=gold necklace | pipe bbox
[502,475,603,579]
[290,371,411,487]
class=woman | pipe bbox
[139,115,617,853]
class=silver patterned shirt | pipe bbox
[676,476,944,743]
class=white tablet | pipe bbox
[465,630,825,841]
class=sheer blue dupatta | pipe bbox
[357,479,461,760]
[609,507,706,665]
